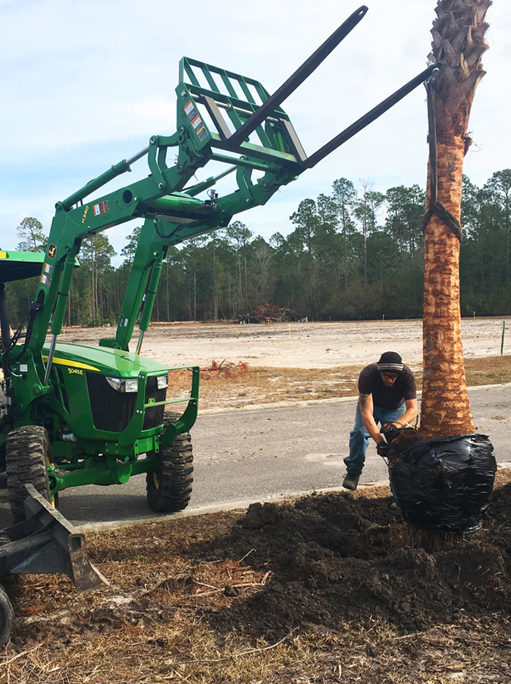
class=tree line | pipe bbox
[6,170,511,328]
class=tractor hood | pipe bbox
[42,341,168,377]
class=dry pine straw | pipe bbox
[1,470,511,684]
[166,356,511,410]
[2,619,509,684]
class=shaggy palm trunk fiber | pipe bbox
[389,0,496,534]
[420,0,492,436]
[421,138,472,437]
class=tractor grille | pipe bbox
[86,374,166,433]
[143,376,166,430]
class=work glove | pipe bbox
[376,440,390,458]
[381,422,402,443]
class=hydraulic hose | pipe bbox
[0,284,11,353]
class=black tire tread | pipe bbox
[0,585,13,647]
[146,414,193,513]
[5,425,52,524]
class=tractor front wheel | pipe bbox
[6,426,53,524]
[146,417,193,513]
[0,585,13,647]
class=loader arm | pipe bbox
[2,4,439,387]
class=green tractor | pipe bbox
[0,6,438,522]
[0,249,199,522]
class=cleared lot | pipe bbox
[62,317,511,369]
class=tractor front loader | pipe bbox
[0,5,438,523]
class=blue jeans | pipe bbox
[344,403,406,476]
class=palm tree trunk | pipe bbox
[420,0,491,437]
[421,137,472,435]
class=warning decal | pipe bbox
[93,200,110,217]
[40,273,51,287]
[184,101,208,141]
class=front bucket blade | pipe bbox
[0,484,107,591]
[67,532,109,591]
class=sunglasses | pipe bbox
[380,372,399,380]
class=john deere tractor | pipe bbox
[0,6,438,522]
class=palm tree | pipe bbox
[420,0,492,437]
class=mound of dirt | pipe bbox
[201,481,511,639]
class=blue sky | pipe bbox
[0,0,509,262]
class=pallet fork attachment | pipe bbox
[227,5,369,147]
[179,7,440,182]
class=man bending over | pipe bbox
[343,351,417,491]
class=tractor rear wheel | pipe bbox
[6,426,53,524]
[146,415,193,513]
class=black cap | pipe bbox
[376,351,403,373]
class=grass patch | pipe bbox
[465,355,511,386]
[166,356,511,411]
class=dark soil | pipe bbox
[203,483,510,640]
[3,470,511,683]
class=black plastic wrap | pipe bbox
[388,433,497,534]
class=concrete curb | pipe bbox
[77,481,390,533]
[199,395,357,415]
[198,382,511,416]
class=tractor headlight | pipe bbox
[157,374,169,390]
[106,377,139,393]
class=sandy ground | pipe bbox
[61,317,511,371]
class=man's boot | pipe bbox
[343,473,359,491]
